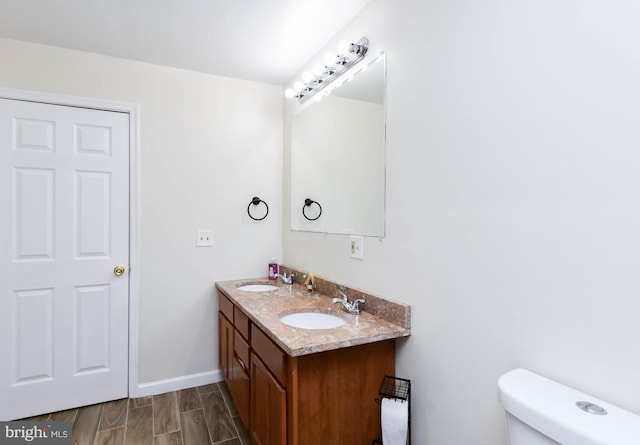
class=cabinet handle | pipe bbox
[237,357,247,372]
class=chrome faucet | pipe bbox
[331,290,365,315]
[275,272,295,285]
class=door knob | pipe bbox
[113,265,126,276]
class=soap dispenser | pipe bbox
[268,258,278,280]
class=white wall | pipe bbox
[284,0,640,443]
[0,38,283,387]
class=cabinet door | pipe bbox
[218,312,233,383]
[251,352,286,445]
[230,331,250,428]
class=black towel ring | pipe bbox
[302,198,322,221]
[248,196,269,221]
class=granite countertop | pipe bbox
[215,278,411,357]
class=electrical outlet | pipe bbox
[196,230,214,247]
[349,235,364,259]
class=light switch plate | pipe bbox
[349,235,364,259]
[196,230,214,247]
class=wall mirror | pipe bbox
[290,52,386,236]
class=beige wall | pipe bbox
[4,0,640,440]
[284,0,640,443]
[0,38,283,386]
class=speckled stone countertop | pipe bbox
[215,278,411,357]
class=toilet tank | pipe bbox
[498,368,640,445]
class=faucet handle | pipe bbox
[352,298,365,312]
[279,272,294,284]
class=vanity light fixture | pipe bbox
[285,37,369,104]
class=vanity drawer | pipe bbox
[231,331,250,428]
[218,292,234,322]
[234,330,250,368]
[234,306,250,341]
[251,325,286,385]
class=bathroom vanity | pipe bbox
[215,275,410,445]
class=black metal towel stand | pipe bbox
[372,375,411,445]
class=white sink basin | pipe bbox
[237,284,279,292]
[280,312,346,330]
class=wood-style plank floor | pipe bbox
[20,382,252,445]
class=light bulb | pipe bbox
[337,40,350,54]
[324,52,337,66]
[301,71,313,83]
[293,81,304,92]
[311,64,324,76]
[284,88,296,99]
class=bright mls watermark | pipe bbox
[0,422,71,444]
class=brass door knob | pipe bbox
[114,265,126,276]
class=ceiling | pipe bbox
[0,0,371,85]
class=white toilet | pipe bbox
[498,368,640,444]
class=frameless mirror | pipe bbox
[290,52,386,236]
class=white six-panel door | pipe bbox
[0,98,129,420]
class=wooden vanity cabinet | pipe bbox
[218,312,233,382]
[218,291,395,445]
[289,340,395,444]
[250,323,288,445]
[230,330,250,428]
[218,294,250,427]
[251,351,287,445]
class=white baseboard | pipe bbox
[133,370,223,398]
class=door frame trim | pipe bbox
[0,87,141,397]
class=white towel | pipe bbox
[381,397,408,445]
